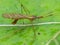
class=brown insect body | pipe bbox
[3,13,52,24]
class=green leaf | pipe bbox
[0,0,60,45]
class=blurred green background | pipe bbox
[0,0,60,45]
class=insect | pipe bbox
[2,3,53,24]
[3,13,52,24]
[2,3,53,44]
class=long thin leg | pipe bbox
[21,3,36,45]
[29,21,36,45]
[12,19,19,24]
[21,3,25,24]
[21,3,30,15]
[38,12,53,19]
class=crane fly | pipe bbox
[2,3,53,24]
[2,12,52,24]
[2,3,53,33]
[2,3,53,44]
